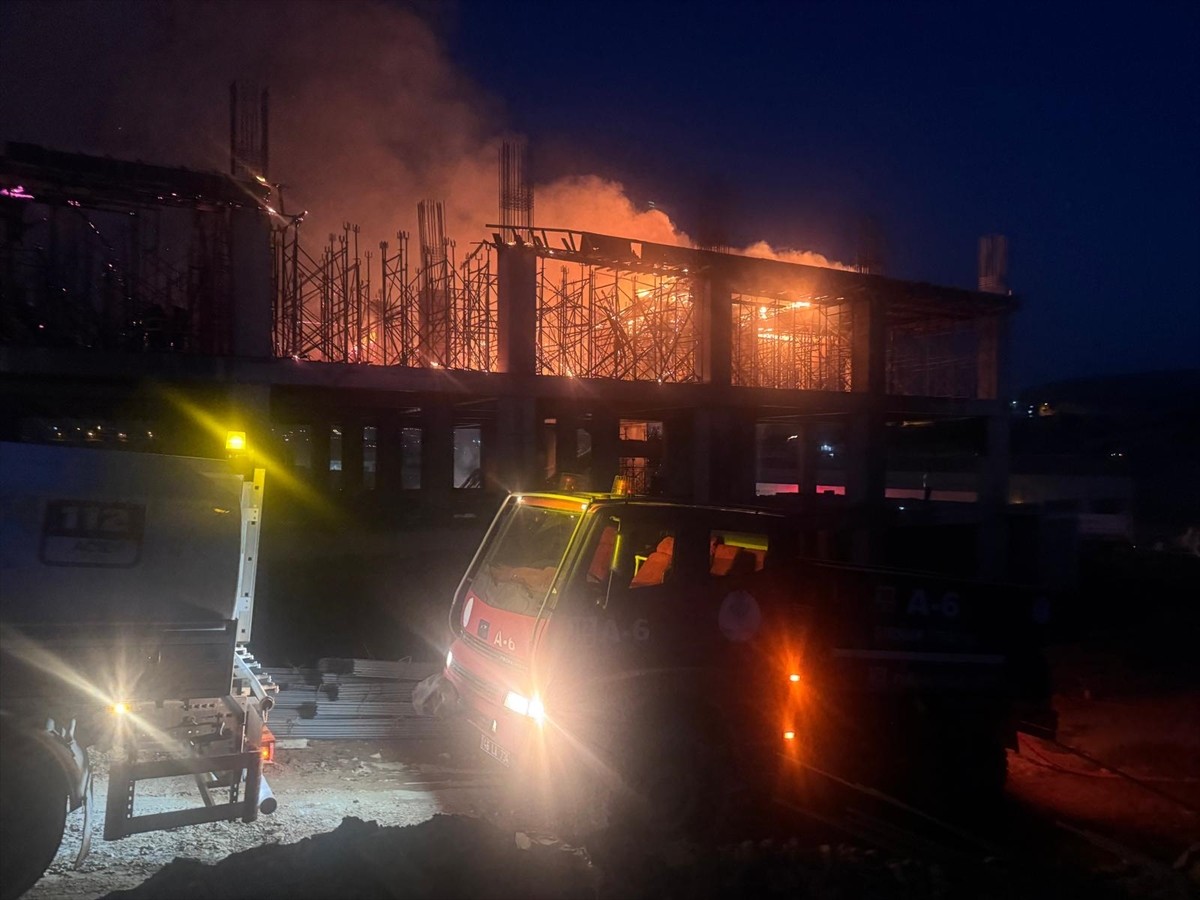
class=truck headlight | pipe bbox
[503,690,546,725]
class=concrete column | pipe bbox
[850,295,887,395]
[309,418,331,491]
[846,406,887,493]
[691,408,713,504]
[846,412,886,565]
[693,406,757,505]
[847,294,888,565]
[977,311,1011,401]
[553,414,579,478]
[700,275,733,385]
[496,244,538,375]
[795,422,814,504]
[375,418,405,498]
[724,407,759,504]
[342,417,364,494]
[421,401,455,500]
[661,411,695,500]
[489,395,538,493]
[977,408,1011,579]
[587,411,620,493]
[230,207,273,359]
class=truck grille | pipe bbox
[449,659,503,705]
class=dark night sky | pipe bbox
[440,1,1200,390]
[2,0,1197,390]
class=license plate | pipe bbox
[479,733,511,767]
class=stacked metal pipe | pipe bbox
[264,659,448,740]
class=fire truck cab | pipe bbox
[422,489,1054,830]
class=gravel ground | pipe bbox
[21,756,1198,899]
[20,692,1200,900]
[25,736,501,900]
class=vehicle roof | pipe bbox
[510,490,787,520]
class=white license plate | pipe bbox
[479,733,511,767]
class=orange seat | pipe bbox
[710,543,739,576]
[711,544,759,576]
[588,525,618,582]
[631,536,674,588]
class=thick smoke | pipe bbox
[0,0,847,268]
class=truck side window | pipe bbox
[710,531,767,578]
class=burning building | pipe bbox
[0,136,1017,577]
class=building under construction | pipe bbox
[0,138,1018,576]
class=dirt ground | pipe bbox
[21,694,1200,900]
[25,735,502,900]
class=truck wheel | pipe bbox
[0,739,69,900]
[615,721,728,838]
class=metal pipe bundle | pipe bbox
[263,659,446,741]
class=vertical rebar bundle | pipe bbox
[978,234,1008,294]
[229,82,269,182]
[417,201,450,366]
[499,141,533,244]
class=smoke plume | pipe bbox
[0,0,847,268]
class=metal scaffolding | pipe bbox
[4,140,1009,403]
[273,223,373,362]
[536,259,700,382]
[270,212,995,402]
[730,291,852,391]
[272,216,497,370]
[886,317,982,399]
[0,144,247,356]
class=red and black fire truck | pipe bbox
[416,487,1056,830]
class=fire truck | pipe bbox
[416,487,1057,832]
[0,437,275,900]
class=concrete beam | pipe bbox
[0,347,1006,420]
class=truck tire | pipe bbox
[0,737,69,900]
[612,718,729,838]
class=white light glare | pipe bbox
[503,690,546,725]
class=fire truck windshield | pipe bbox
[468,502,581,615]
